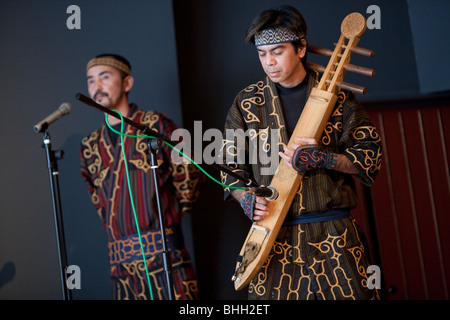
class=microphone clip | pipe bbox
[246,185,279,201]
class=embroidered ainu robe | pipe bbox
[80,104,202,300]
[222,71,382,300]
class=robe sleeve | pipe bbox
[340,92,382,186]
[80,132,107,223]
[221,96,253,201]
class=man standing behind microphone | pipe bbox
[80,54,202,300]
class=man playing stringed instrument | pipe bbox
[222,6,382,300]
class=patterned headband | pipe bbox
[86,56,131,75]
[254,26,302,46]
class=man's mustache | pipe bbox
[94,90,109,100]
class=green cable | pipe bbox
[105,114,245,191]
[114,112,154,300]
[105,111,245,300]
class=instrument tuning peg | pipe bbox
[307,45,333,57]
[332,43,374,57]
[344,64,375,77]
[306,61,375,78]
[336,82,366,95]
[351,46,374,57]
[305,61,325,73]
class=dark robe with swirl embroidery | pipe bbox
[80,104,202,300]
[222,71,382,300]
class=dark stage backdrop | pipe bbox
[0,0,185,299]
[0,0,449,300]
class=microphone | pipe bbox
[33,103,72,133]
[250,186,279,201]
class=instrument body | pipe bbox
[233,12,373,290]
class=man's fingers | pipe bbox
[294,136,317,145]
[279,151,293,167]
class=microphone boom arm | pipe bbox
[75,93,259,189]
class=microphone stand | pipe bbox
[42,130,72,300]
[148,138,174,300]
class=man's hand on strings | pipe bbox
[279,137,316,169]
[279,137,338,172]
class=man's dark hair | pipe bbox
[245,5,307,55]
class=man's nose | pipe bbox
[264,54,275,66]
[94,78,103,90]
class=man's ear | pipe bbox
[298,38,307,59]
[123,75,134,93]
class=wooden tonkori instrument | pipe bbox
[232,12,375,291]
